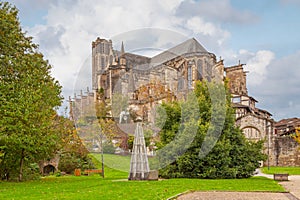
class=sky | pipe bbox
[7,0,300,121]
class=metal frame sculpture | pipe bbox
[128,121,150,180]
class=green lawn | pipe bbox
[261,166,300,175]
[0,154,286,200]
[92,153,131,173]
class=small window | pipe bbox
[232,97,241,103]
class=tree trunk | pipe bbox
[1,152,10,181]
[19,149,25,182]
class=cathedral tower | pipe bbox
[92,37,114,90]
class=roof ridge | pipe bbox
[150,38,208,65]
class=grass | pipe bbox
[91,153,131,173]
[0,154,286,200]
[261,166,300,175]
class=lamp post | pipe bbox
[267,122,271,171]
[99,127,104,178]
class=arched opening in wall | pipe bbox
[43,164,56,175]
[242,126,261,140]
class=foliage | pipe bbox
[111,92,129,120]
[75,90,118,149]
[58,152,94,174]
[157,81,266,179]
[155,101,181,148]
[127,135,134,150]
[102,142,115,154]
[127,128,153,151]
[261,166,300,175]
[293,128,300,144]
[22,163,40,181]
[0,2,62,181]
[54,116,94,174]
[53,116,88,155]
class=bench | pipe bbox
[83,169,103,176]
[273,173,289,181]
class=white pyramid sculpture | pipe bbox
[128,122,150,180]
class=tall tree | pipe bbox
[0,2,62,181]
[157,81,266,179]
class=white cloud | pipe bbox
[247,50,275,76]
[225,49,275,86]
[24,0,188,103]
[19,0,276,115]
[13,0,300,120]
[186,17,230,45]
[250,51,300,120]
[22,1,201,93]
[243,50,275,86]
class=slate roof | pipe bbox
[150,38,208,66]
[115,38,209,71]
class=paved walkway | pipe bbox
[176,191,297,200]
[279,175,300,199]
[174,170,300,200]
[255,169,300,199]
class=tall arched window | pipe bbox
[101,56,105,69]
[109,55,113,65]
[188,66,192,89]
[197,59,203,80]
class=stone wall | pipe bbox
[236,114,269,140]
[225,64,248,96]
[39,155,60,175]
[273,136,300,166]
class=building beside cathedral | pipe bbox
[225,65,273,141]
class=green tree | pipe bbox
[111,92,129,120]
[0,2,62,181]
[293,128,300,145]
[157,81,266,179]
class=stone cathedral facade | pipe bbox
[91,37,273,139]
[91,37,224,123]
[71,36,283,165]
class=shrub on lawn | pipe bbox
[58,153,95,174]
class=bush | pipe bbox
[58,153,94,174]
[23,163,41,181]
[103,142,115,154]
